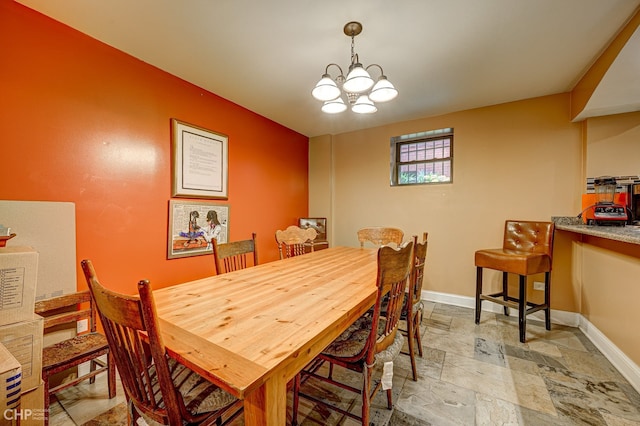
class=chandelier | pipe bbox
[312,21,398,114]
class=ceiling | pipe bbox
[15,0,640,137]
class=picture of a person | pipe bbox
[179,211,206,247]
[203,210,222,249]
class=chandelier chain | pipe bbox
[350,34,356,65]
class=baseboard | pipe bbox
[578,316,640,394]
[423,290,578,326]
[423,290,640,393]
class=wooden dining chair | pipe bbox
[357,226,404,247]
[275,225,318,259]
[402,233,428,381]
[212,232,258,274]
[292,241,414,425]
[35,291,116,426]
[81,260,242,426]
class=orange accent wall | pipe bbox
[0,1,309,294]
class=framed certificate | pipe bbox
[171,118,228,199]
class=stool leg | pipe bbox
[502,272,509,316]
[518,275,527,343]
[475,266,482,324]
[544,271,551,330]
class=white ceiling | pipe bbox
[15,0,640,137]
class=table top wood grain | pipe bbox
[153,246,378,425]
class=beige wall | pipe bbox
[586,111,640,177]
[310,96,640,366]
[309,135,333,233]
[310,93,583,312]
[579,237,640,363]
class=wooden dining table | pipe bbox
[152,246,379,425]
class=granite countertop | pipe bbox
[552,216,640,245]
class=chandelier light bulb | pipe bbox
[312,74,341,101]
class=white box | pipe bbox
[0,343,21,426]
[0,201,76,302]
[0,247,38,326]
[0,316,43,393]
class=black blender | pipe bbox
[589,176,628,226]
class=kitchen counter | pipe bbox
[552,216,640,245]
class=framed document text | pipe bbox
[171,119,228,199]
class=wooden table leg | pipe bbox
[244,374,286,425]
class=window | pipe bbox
[390,128,453,186]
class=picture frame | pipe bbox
[299,217,327,241]
[171,118,228,199]
[168,200,229,259]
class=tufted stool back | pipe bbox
[503,221,554,256]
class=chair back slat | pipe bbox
[408,233,428,310]
[35,291,91,312]
[35,290,97,332]
[213,233,258,274]
[224,256,246,272]
[275,226,317,259]
[371,242,414,358]
[39,308,92,330]
[284,243,306,258]
[111,318,159,411]
[357,227,404,248]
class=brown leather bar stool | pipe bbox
[475,220,555,343]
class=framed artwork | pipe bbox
[299,217,327,241]
[171,118,228,199]
[168,200,229,259]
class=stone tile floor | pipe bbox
[50,302,640,425]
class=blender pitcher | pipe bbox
[594,176,617,205]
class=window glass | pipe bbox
[390,128,453,185]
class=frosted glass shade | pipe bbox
[369,76,398,103]
[343,64,374,93]
[312,74,341,101]
[351,95,377,114]
[321,97,347,113]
